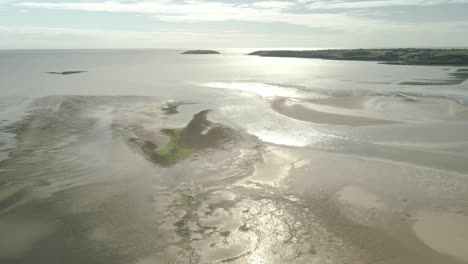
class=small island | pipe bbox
[181,50,221,55]
[248,49,468,65]
[47,71,87,75]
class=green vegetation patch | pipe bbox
[141,129,193,167]
[130,110,241,167]
[450,69,468,80]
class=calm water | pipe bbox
[1,50,468,264]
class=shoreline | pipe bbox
[248,48,468,66]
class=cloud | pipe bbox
[14,1,396,30]
[250,1,296,9]
[8,0,468,48]
[2,18,468,49]
[0,25,342,48]
[306,0,468,9]
[13,0,468,31]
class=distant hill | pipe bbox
[248,49,468,65]
[182,50,221,55]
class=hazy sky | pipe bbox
[1,0,468,49]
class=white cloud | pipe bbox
[6,0,468,48]
[14,0,468,30]
[0,25,327,48]
[306,0,468,9]
[1,20,468,49]
[13,1,468,31]
[14,1,396,30]
[250,1,296,9]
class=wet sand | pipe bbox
[269,97,397,126]
[2,50,468,264]
[1,95,468,264]
[413,211,468,262]
[269,94,468,126]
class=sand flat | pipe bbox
[269,94,468,127]
[269,97,397,126]
[413,211,468,262]
[337,185,385,209]
[243,148,298,187]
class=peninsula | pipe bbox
[248,49,468,65]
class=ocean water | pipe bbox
[1,49,468,264]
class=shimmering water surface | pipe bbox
[1,49,468,264]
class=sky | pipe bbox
[1,0,468,49]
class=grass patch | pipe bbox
[141,129,193,167]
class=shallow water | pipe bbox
[1,50,468,263]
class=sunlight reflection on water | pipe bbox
[199,82,309,99]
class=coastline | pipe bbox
[248,48,468,66]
